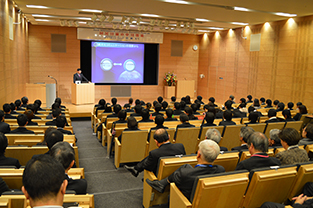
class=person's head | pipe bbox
[162,101,168,110]
[248,106,255,114]
[113,104,122,114]
[56,116,67,128]
[266,99,272,106]
[209,97,215,104]
[268,109,277,118]
[27,104,36,113]
[296,102,303,108]
[197,95,202,102]
[3,103,11,113]
[205,128,221,144]
[154,128,170,144]
[184,106,194,116]
[247,95,252,101]
[179,113,189,123]
[277,102,285,111]
[0,110,4,121]
[44,127,56,143]
[141,109,150,120]
[105,103,111,112]
[22,155,67,207]
[10,103,16,111]
[248,112,259,123]
[171,96,176,102]
[154,103,162,113]
[166,108,173,118]
[155,115,164,126]
[302,123,313,140]
[111,98,117,106]
[52,108,62,118]
[273,100,279,106]
[204,112,215,124]
[146,102,152,110]
[223,110,232,121]
[134,105,142,114]
[99,99,106,106]
[140,100,145,106]
[240,126,255,143]
[253,99,260,107]
[197,140,220,163]
[299,105,308,114]
[135,99,141,106]
[224,100,233,110]
[174,102,180,110]
[77,68,82,74]
[247,132,269,153]
[229,95,235,101]
[46,130,64,149]
[240,98,246,104]
[207,107,216,114]
[21,96,28,105]
[127,116,138,129]
[129,98,133,104]
[118,110,127,121]
[50,142,75,171]
[17,114,28,126]
[0,133,8,155]
[24,110,34,121]
[34,100,42,108]
[52,102,60,110]
[180,101,186,110]
[157,96,163,103]
[15,99,21,108]
[287,102,294,109]
[279,128,301,148]
[282,109,292,119]
[54,98,62,105]
[260,97,265,103]
[269,129,281,146]
[185,95,190,103]
[239,103,246,109]
[191,103,199,113]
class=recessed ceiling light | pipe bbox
[195,18,210,22]
[35,19,50,22]
[141,14,160,18]
[78,21,86,24]
[32,14,51,18]
[208,27,224,30]
[26,5,48,9]
[275,12,297,17]
[163,0,190,5]
[77,17,92,20]
[81,9,102,13]
[231,22,249,26]
[234,7,249,12]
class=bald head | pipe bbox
[198,140,220,163]
[153,128,169,143]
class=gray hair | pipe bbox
[269,129,280,144]
[205,128,221,144]
[247,132,269,152]
[240,126,255,143]
[198,140,220,163]
[50,142,75,170]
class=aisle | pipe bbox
[72,120,144,207]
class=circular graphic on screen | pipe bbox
[100,58,113,71]
[123,59,136,72]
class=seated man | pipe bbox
[245,111,259,124]
[201,112,216,127]
[10,103,19,115]
[15,99,23,111]
[0,133,21,168]
[176,113,195,128]
[34,99,44,111]
[24,110,38,126]
[283,109,295,122]
[22,155,68,208]
[55,97,66,109]
[173,102,182,115]
[265,109,280,123]
[50,142,87,194]
[219,110,236,126]
[130,105,142,117]
[146,140,225,200]
[32,130,64,158]
[117,116,139,143]
[150,115,168,130]
[152,103,164,117]
[56,116,72,135]
[268,129,281,147]
[205,128,227,151]
[124,128,186,177]
[138,109,153,123]
[208,97,218,107]
[26,104,42,119]
[185,106,198,120]
[164,109,177,121]
[45,108,62,126]
[3,103,16,119]
[8,114,35,134]
[0,110,10,134]
[21,96,29,108]
[235,132,281,171]
[299,123,313,145]
[231,126,255,151]
[107,104,121,118]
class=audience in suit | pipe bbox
[117,116,140,143]
[238,103,248,114]
[130,105,142,117]
[264,99,273,108]
[124,128,185,176]
[248,106,263,118]
[157,96,163,104]
[56,116,72,135]
[176,113,195,129]
[8,114,35,134]
[111,97,117,107]
[55,97,66,109]
[184,106,198,120]
[46,102,65,119]
[229,95,235,104]
[150,115,168,131]
[268,129,282,147]
[138,109,153,123]
[196,95,204,105]
[173,102,182,115]
[205,128,228,151]
[273,100,280,109]
[199,112,216,138]
[95,99,106,116]
[21,155,68,208]
[208,97,218,107]
[299,123,313,145]
[164,109,177,121]
[253,99,261,109]
[152,103,163,117]
[123,98,133,110]
[146,140,225,201]
[106,104,121,119]
[287,102,294,110]
[185,95,191,105]
[145,102,153,113]
[3,103,16,119]
[245,112,260,124]
[219,110,236,126]
[34,99,44,111]
[293,105,308,121]
[9,103,19,115]
[26,104,41,119]
[14,99,23,111]
[247,95,253,103]
[275,128,309,165]
[0,132,21,168]
[275,102,285,112]
[265,109,280,123]
[191,103,200,115]
[235,132,281,171]
[45,108,61,126]
[282,109,295,122]
[21,96,28,108]
[170,96,176,104]
[260,97,266,105]
[50,142,87,194]
[0,110,10,134]
[160,101,168,113]
[231,126,255,151]
[24,110,38,126]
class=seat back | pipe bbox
[219,125,244,150]
[213,152,239,172]
[284,121,303,132]
[238,149,275,163]
[174,127,200,154]
[242,166,298,208]
[198,126,224,142]
[264,122,286,138]
[246,123,266,133]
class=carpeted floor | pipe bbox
[72,120,145,208]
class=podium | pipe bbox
[26,83,56,107]
[176,80,195,99]
[71,83,95,105]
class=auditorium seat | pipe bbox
[238,149,275,163]
[213,151,239,172]
[284,121,303,132]
[173,127,200,154]
[246,123,266,133]
[198,126,224,143]
[145,128,175,157]
[219,125,244,150]
[263,122,286,138]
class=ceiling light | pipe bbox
[35,19,50,22]
[74,21,79,27]
[81,9,102,13]
[150,19,155,26]
[77,17,92,20]
[78,21,86,24]
[142,14,160,18]
[32,14,51,18]
[275,12,297,17]
[60,20,65,26]
[130,25,136,28]
[26,5,48,9]
[231,22,249,25]
[208,27,224,30]
[164,20,169,26]
[196,18,210,22]
[180,21,184,27]
[198,30,210,32]
[91,13,98,21]
[108,15,114,22]
[99,14,106,22]
[119,24,124,29]
[163,0,190,4]
[234,7,249,12]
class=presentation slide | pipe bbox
[91,42,144,84]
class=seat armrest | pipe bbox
[169,183,192,208]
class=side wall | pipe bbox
[0,0,29,106]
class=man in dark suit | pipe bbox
[45,108,62,126]
[138,109,153,123]
[150,115,168,131]
[231,126,255,151]
[3,103,16,119]
[152,103,164,117]
[164,109,177,121]
[50,142,87,194]
[21,96,28,108]
[26,104,42,120]
[8,114,35,134]
[130,105,142,117]
[0,132,21,168]
[205,128,228,151]
[176,113,195,129]
[73,68,89,83]
[56,116,72,135]
[173,102,182,115]
[124,128,186,177]
[235,132,281,171]
[219,110,236,126]
[146,140,225,200]
[0,110,10,134]
[15,99,23,111]
[265,109,280,123]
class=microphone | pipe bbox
[48,75,54,78]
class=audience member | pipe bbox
[296,102,303,109]
[170,96,176,103]
[173,102,182,115]
[176,113,195,128]
[282,109,295,122]
[21,96,28,108]
[0,133,21,168]
[202,112,216,127]
[3,103,16,119]
[260,97,266,105]
[95,99,106,116]
[26,104,41,119]
[229,95,235,104]
[117,116,140,143]
[104,103,112,112]
[238,103,248,114]
[219,110,236,126]
[273,100,280,108]
[45,108,62,126]
[191,103,200,115]
[246,112,259,124]
[239,98,246,104]
[9,103,19,115]
[130,105,142,117]
[164,109,177,121]
[139,109,153,123]
[56,116,72,135]
[275,128,309,165]
[24,110,38,126]
[268,129,281,147]
[32,130,64,158]
[265,109,280,123]
[8,114,34,134]
[0,110,10,134]
[208,97,218,107]
[276,102,285,112]
[55,97,66,109]
[157,96,163,104]
[196,95,204,104]
[185,106,198,120]
[247,95,253,103]
[205,128,227,151]
[150,115,168,130]
[152,103,163,116]
[15,99,23,111]
[293,105,308,121]
[231,126,255,151]
[34,99,44,111]
[299,123,313,145]
[107,104,121,118]
[185,95,191,104]
[111,97,117,106]
[161,101,168,112]
[253,99,261,109]
[287,102,294,110]
[265,99,273,108]
[145,102,153,113]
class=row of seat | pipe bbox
[4,118,72,126]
